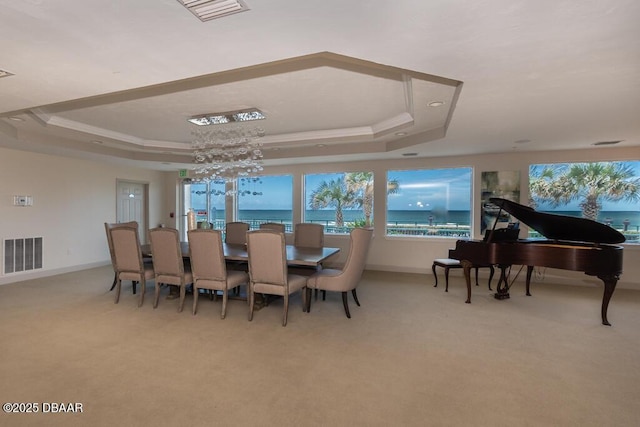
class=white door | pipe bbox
[116,181,147,243]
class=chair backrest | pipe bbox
[341,227,373,285]
[149,227,184,277]
[247,230,287,286]
[225,222,250,245]
[105,221,139,267]
[260,222,285,233]
[294,223,324,248]
[110,225,145,275]
[188,229,226,282]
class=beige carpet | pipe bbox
[1,266,639,427]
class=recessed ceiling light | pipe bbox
[316,144,326,148]
[91,140,104,144]
[593,140,623,146]
[395,132,408,136]
[8,116,24,122]
[428,101,445,107]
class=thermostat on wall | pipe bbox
[13,195,33,206]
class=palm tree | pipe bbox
[345,172,400,226]
[309,178,357,227]
[530,162,640,220]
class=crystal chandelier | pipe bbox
[192,125,265,183]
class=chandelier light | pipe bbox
[191,125,265,183]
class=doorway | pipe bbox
[116,180,148,243]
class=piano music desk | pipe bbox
[432,258,494,292]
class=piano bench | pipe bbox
[432,258,494,292]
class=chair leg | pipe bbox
[192,287,199,315]
[109,272,117,291]
[445,267,450,292]
[248,286,255,321]
[322,290,326,300]
[351,289,360,307]
[282,294,289,326]
[132,281,137,295]
[178,285,186,312]
[138,279,145,307]
[302,287,308,313]
[341,292,351,319]
[305,288,312,313]
[432,263,438,288]
[153,283,161,308]
[114,279,122,304]
[221,289,228,319]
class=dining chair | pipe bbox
[305,227,373,318]
[109,225,155,307]
[149,227,193,312]
[188,229,248,318]
[259,222,286,233]
[246,229,308,326]
[294,223,324,248]
[105,221,152,293]
[292,222,328,299]
[225,221,250,245]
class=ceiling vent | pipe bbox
[177,0,250,22]
[0,69,14,78]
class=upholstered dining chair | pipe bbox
[305,227,373,318]
[292,222,327,299]
[294,223,324,248]
[224,221,250,277]
[225,221,250,245]
[188,229,248,318]
[149,227,193,312]
[246,229,308,326]
[105,221,152,293]
[109,225,154,307]
[259,222,286,233]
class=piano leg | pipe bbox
[525,266,534,296]
[597,274,619,326]
[494,265,511,300]
[461,260,473,303]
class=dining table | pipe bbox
[141,242,340,267]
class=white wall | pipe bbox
[1,145,638,291]
[0,147,167,285]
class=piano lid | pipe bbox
[488,197,626,244]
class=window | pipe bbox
[386,167,472,237]
[529,161,640,242]
[237,175,293,231]
[182,179,226,238]
[304,172,374,234]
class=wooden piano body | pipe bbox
[449,198,625,325]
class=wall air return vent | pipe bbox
[4,237,43,274]
[177,0,250,22]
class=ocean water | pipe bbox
[196,209,639,229]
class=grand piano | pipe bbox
[449,197,625,325]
